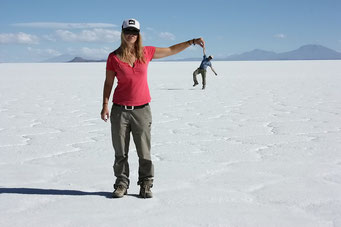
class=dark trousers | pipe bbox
[193,68,207,86]
[110,104,154,188]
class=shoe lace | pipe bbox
[143,184,149,198]
[143,184,151,191]
[141,183,153,198]
[115,184,126,193]
[117,185,125,190]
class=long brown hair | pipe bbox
[115,32,145,63]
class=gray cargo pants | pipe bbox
[193,68,207,86]
[110,104,154,188]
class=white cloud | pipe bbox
[0,32,39,44]
[27,47,61,57]
[55,29,121,43]
[55,30,78,42]
[66,47,112,59]
[80,47,112,59]
[142,28,176,42]
[159,32,176,41]
[12,22,116,29]
[42,34,57,42]
[274,33,287,39]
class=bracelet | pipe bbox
[103,103,108,105]
[187,39,196,46]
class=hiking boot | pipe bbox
[138,179,153,199]
[113,184,127,198]
[193,82,199,87]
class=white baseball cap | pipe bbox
[122,18,140,32]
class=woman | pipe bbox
[101,18,205,199]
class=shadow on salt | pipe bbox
[0,187,112,198]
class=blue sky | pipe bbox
[1,0,340,62]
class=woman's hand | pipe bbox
[101,105,110,122]
[194,37,205,48]
[101,70,115,122]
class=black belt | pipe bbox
[113,103,149,110]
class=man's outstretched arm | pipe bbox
[210,66,218,75]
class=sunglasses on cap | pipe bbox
[123,28,139,35]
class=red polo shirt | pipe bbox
[106,46,155,106]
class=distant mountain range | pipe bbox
[43,44,341,62]
[223,44,341,61]
[43,54,76,62]
[68,57,105,62]
[43,55,106,62]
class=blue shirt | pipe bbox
[199,55,212,70]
